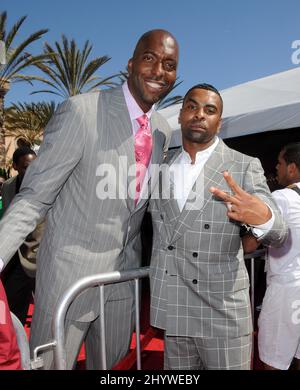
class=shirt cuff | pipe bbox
[250,204,275,239]
[0,258,3,272]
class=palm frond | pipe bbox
[4,15,27,49]
[0,11,7,41]
[4,101,57,146]
[0,12,48,83]
[32,35,118,98]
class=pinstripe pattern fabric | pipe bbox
[0,86,171,367]
[30,295,135,369]
[150,140,288,344]
[1,176,17,211]
[164,334,252,370]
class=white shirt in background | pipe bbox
[267,182,300,285]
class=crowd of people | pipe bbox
[0,28,299,371]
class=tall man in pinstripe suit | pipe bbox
[150,83,287,370]
[0,29,179,369]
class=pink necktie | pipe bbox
[134,114,152,204]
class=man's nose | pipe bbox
[194,107,205,119]
[151,61,164,78]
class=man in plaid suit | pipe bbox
[149,83,287,370]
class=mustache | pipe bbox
[190,120,207,129]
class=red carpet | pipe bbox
[24,294,264,370]
[24,299,165,370]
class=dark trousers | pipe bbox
[1,253,35,325]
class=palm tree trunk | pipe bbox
[0,80,10,169]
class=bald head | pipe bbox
[133,29,179,59]
[127,29,179,112]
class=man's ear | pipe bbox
[178,109,182,124]
[127,58,133,76]
[216,118,222,133]
[288,162,297,176]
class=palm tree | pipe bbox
[0,11,48,168]
[4,101,56,147]
[155,79,183,110]
[32,35,118,99]
[0,140,12,177]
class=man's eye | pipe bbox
[186,104,196,110]
[144,55,153,61]
[164,62,176,71]
[206,107,216,114]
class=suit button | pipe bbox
[168,245,174,250]
[160,214,164,220]
[192,252,198,258]
[165,270,168,274]
[192,279,198,284]
[204,224,210,229]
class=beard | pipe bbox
[183,128,214,145]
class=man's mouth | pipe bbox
[190,122,207,131]
[145,80,167,91]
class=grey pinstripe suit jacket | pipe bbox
[0,86,171,321]
[2,176,18,212]
[150,139,287,338]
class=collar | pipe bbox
[181,137,219,164]
[122,81,154,122]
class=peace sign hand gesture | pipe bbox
[209,171,272,226]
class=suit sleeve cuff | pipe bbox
[250,204,275,239]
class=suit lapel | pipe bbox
[155,149,182,241]
[106,87,136,212]
[170,140,235,243]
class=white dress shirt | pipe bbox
[170,136,274,236]
[170,137,219,212]
[122,81,154,135]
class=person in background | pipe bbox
[0,175,6,220]
[0,278,22,370]
[258,143,300,370]
[1,147,37,325]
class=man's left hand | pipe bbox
[209,171,271,225]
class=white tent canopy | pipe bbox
[159,67,300,148]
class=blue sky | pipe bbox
[3,0,300,105]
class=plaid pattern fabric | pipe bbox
[164,334,252,370]
[150,140,288,340]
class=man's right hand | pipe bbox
[209,171,272,225]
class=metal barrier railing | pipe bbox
[32,267,150,370]
[244,247,266,367]
[244,248,266,327]
[31,249,267,370]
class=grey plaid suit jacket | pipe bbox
[0,86,171,322]
[150,139,287,338]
